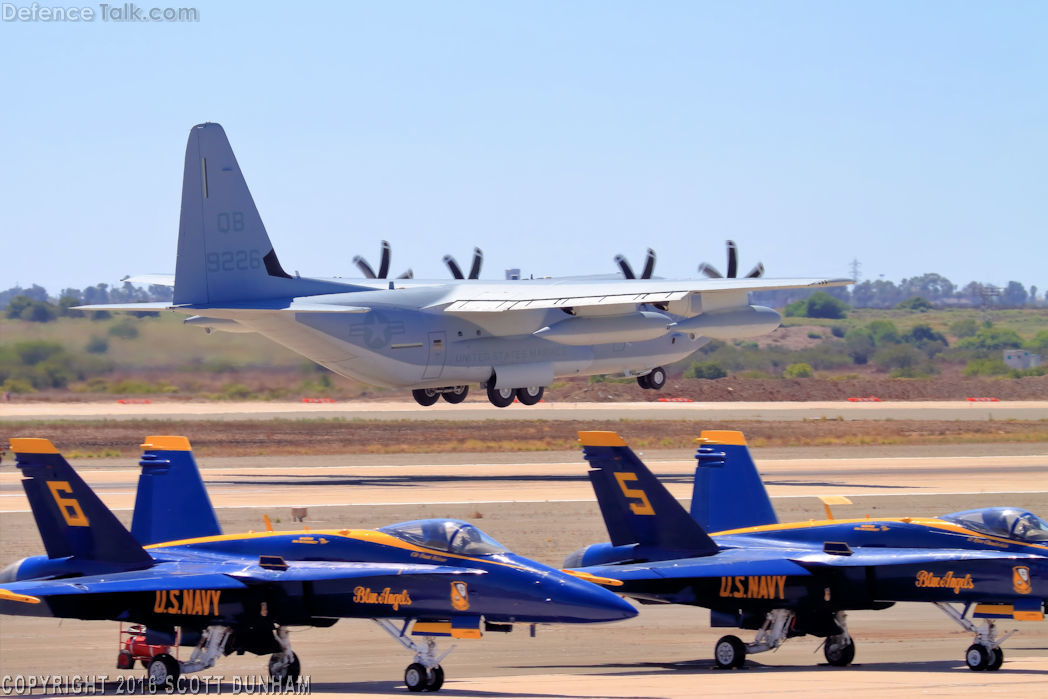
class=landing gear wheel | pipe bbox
[441,386,468,404]
[965,643,990,671]
[147,653,180,687]
[714,635,746,669]
[424,665,444,691]
[636,373,651,389]
[823,636,855,666]
[405,662,429,692]
[486,384,515,408]
[516,386,544,405]
[268,651,301,683]
[987,647,1004,671]
[411,388,440,407]
[646,366,666,390]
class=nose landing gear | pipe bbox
[935,603,1014,671]
[374,619,453,692]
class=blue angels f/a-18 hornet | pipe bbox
[564,430,1047,671]
[0,437,635,692]
[79,123,850,407]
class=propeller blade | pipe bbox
[726,240,738,278]
[614,254,636,279]
[397,269,414,279]
[641,248,656,279]
[353,255,377,279]
[698,263,722,279]
[443,255,465,279]
[746,262,765,278]
[377,240,391,279]
[468,248,483,279]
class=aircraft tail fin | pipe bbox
[173,123,350,305]
[131,436,222,545]
[690,430,778,532]
[579,432,718,555]
[10,439,152,566]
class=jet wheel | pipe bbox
[411,388,440,407]
[636,374,651,389]
[516,386,544,405]
[425,665,444,691]
[441,386,469,404]
[405,662,429,692]
[714,635,746,669]
[486,385,515,408]
[823,636,855,666]
[965,643,990,671]
[646,366,667,390]
[987,647,1004,671]
[268,651,301,683]
[147,653,180,687]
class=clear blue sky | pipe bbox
[1,1,1045,294]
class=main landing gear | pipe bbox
[374,619,451,692]
[713,610,854,670]
[486,384,544,408]
[411,386,470,406]
[935,603,1013,671]
[636,366,666,390]
[142,625,303,687]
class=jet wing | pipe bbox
[0,569,247,601]
[789,548,1045,569]
[229,560,487,583]
[434,277,851,313]
[581,548,814,582]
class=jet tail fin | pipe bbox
[131,436,222,545]
[173,123,351,305]
[689,430,778,532]
[10,439,152,566]
[579,431,718,555]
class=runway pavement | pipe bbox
[1,445,1046,696]
[3,399,1047,422]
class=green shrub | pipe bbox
[85,336,109,354]
[1025,330,1048,352]
[685,362,727,379]
[872,344,925,371]
[896,296,933,311]
[866,319,900,345]
[1,378,35,393]
[963,358,1011,376]
[807,331,822,339]
[949,318,979,338]
[956,326,1023,351]
[107,319,140,340]
[785,292,849,319]
[830,326,846,338]
[219,382,254,399]
[783,363,813,378]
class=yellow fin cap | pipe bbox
[698,430,747,445]
[578,431,628,447]
[9,438,59,454]
[141,436,192,451]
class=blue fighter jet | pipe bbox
[564,430,1047,672]
[0,437,634,692]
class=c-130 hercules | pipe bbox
[83,124,850,407]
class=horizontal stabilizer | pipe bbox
[0,569,246,599]
[121,274,175,287]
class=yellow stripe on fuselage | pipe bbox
[145,529,531,571]
[710,517,1048,552]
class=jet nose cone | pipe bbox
[547,577,637,622]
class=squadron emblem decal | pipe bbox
[451,581,470,611]
[1013,566,1032,595]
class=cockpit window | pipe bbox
[378,519,509,556]
[942,508,1048,543]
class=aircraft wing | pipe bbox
[0,569,248,602]
[433,277,851,313]
[228,560,487,583]
[580,548,814,582]
[122,274,176,286]
[789,548,1046,569]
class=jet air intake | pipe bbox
[670,306,781,340]
[533,311,671,346]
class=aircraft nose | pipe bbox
[542,575,637,622]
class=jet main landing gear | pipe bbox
[713,610,855,670]
[935,602,1014,671]
[374,619,452,692]
[636,366,666,390]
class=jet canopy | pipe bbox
[379,519,509,556]
[942,507,1048,543]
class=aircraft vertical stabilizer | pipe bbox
[579,431,718,555]
[131,436,222,545]
[173,123,350,305]
[690,430,778,532]
[11,439,152,566]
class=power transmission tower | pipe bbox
[849,259,861,283]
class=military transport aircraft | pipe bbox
[0,437,635,692]
[79,123,850,407]
[564,430,1047,671]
